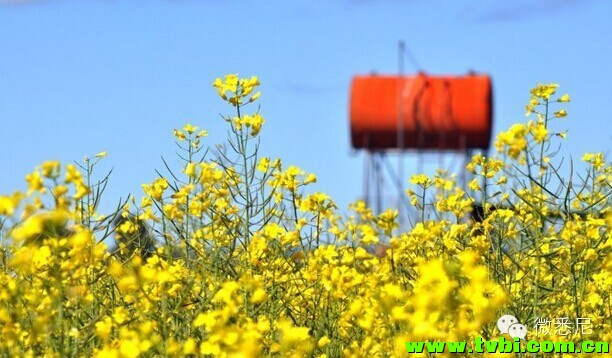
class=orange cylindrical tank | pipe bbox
[349,74,493,150]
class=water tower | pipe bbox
[349,54,493,224]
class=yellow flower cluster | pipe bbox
[232,113,265,136]
[212,74,266,137]
[495,123,528,160]
[0,77,609,358]
[497,83,571,165]
[213,74,261,107]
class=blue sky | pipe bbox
[1,0,610,215]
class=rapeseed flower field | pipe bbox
[0,75,609,357]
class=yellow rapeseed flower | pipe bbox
[410,174,432,188]
[40,160,60,178]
